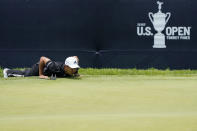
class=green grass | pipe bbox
[0,75,197,131]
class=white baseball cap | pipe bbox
[65,56,80,68]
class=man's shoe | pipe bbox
[3,68,9,78]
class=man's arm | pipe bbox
[39,56,50,79]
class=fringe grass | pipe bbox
[0,68,197,78]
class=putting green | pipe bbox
[0,75,197,131]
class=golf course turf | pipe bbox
[0,69,197,131]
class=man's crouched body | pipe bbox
[3,56,80,79]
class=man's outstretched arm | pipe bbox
[39,56,50,79]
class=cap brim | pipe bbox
[68,64,80,69]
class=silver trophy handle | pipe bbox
[148,13,154,24]
[166,12,171,24]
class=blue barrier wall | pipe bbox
[0,0,196,69]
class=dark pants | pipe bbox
[7,63,39,77]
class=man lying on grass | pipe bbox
[3,56,80,79]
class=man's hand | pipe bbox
[39,75,49,79]
[74,73,80,77]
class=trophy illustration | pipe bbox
[148,1,171,48]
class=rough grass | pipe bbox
[0,75,197,131]
[80,68,197,76]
